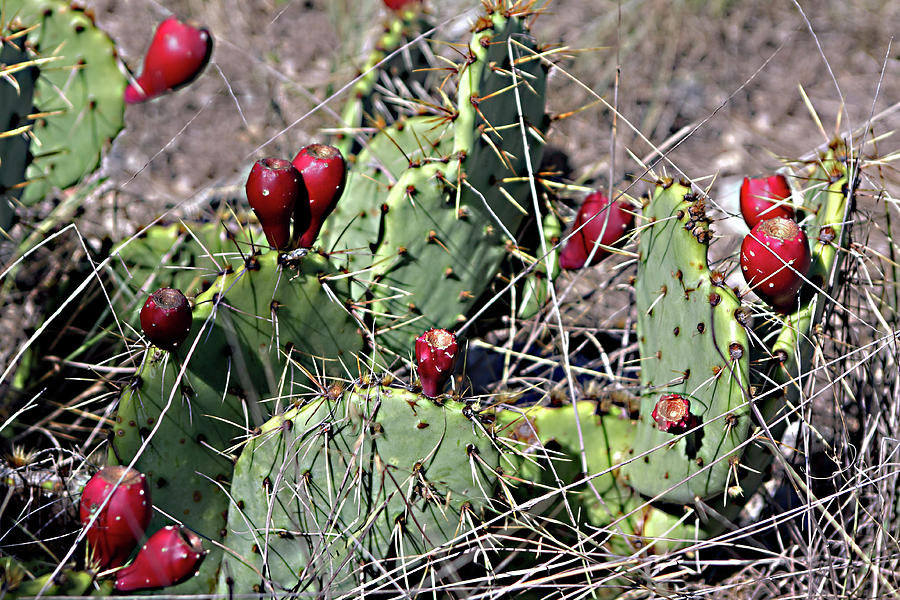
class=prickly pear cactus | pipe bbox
[0,0,125,227]
[109,7,550,592]
[497,398,700,556]
[335,7,433,158]
[103,4,864,596]
[111,250,364,593]
[621,180,751,504]
[218,383,500,595]
[0,33,36,232]
[622,141,855,506]
[323,4,548,352]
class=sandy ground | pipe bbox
[85,0,899,236]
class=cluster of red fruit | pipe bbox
[79,466,206,591]
[134,144,349,351]
[557,174,811,314]
[246,144,347,251]
[738,175,811,313]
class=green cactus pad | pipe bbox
[499,401,634,507]
[323,9,547,353]
[4,0,125,207]
[497,400,700,555]
[771,142,854,374]
[623,181,751,504]
[373,15,546,349]
[320,114,454,278]
[0,34,36,231]
[0,557,104,598]
[108,220,262,319]
[515,210,562,319]
[218,383,501,595]
[335,11,434,159]
[111,250,364,594]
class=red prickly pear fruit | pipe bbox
[245,158,303,250]
[383,0,421,9]
[559,190,634,270]
[114,526,207,592]
[79,466,152,569]
[740,217,811,312]
[140,288,193,350]
[415,328,458,398]
[125,16,213,104]
[291,144,347,248]
[740,175,794,229]
[651,394,698,434]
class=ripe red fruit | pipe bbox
[559,190,634,270]
[245,158,303,250]
[125,16,213,104]
[739,175,793,229]
[740,217,812,312]
[79,466,152,569]
[114,526,207,592]
[291,144,347,248]
[383,0,421,9]
[140,288,193,350]
[651,394,698,434]
[415,328,458,398]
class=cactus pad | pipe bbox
[111,250,364,593]
[335,10,433,158]
[498,400,700,555]
[323,7,548,353]
[4,0,125,207]
[623,181,751,504]
[218,383,501,595]
[0,34,36,231]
